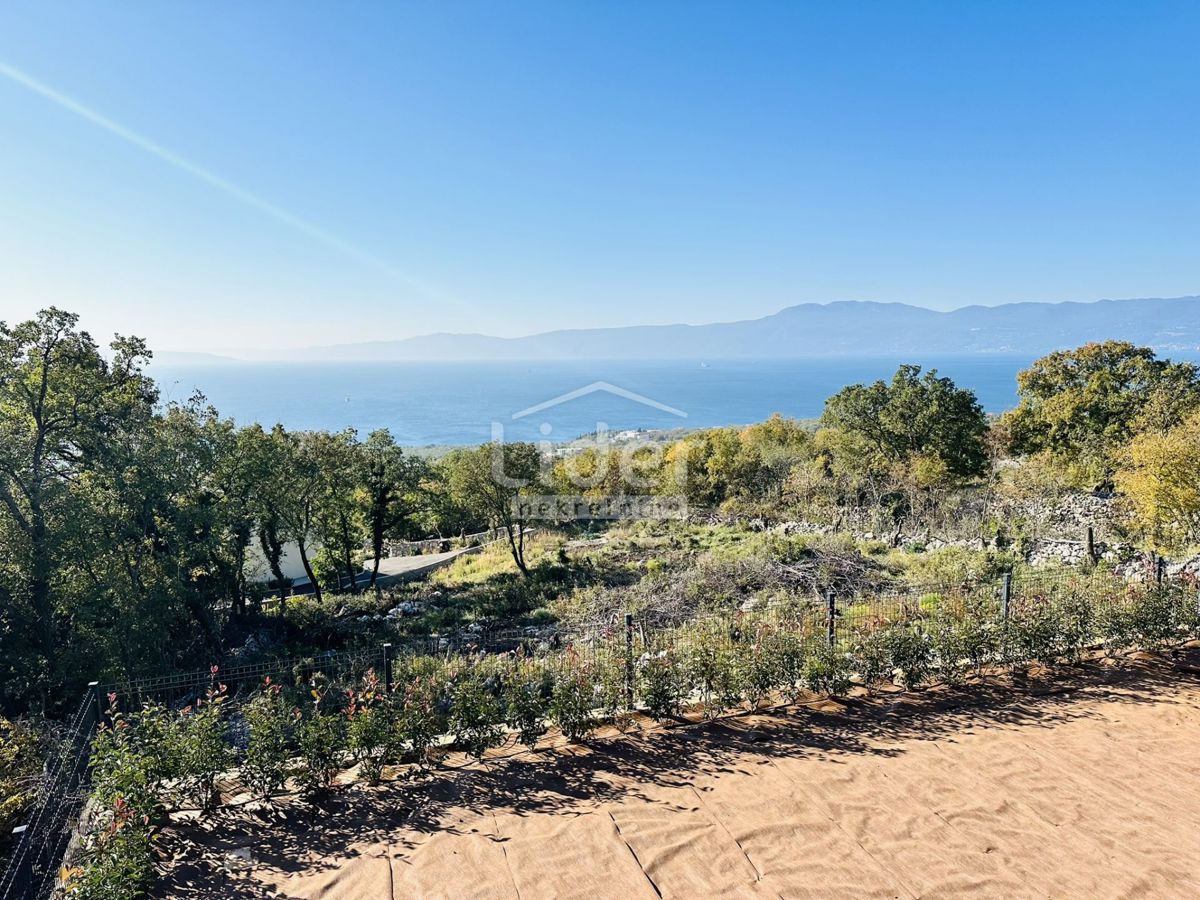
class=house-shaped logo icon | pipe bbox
[510,381,688,421]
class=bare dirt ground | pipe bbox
[158,648,1200,899]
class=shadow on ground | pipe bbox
[156,647,1200,898]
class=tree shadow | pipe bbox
[155,647,1200,898]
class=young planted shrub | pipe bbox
[931,597,1001,679]
[594,651,630,727]
[549,657,597,742]
[771,629,811,703]
[802,643,851,697]
[1128,585,1188,648]
[1096,597,1138,652]
[739,623,786,709]
[852,624,895,687]
[89,697,168,822]
[175,675,230,811]
[1056,591,1096,663]
[241,678,293,799]
[66,798,156,900]
[1008,596,1067,665]
[295,682,347,792]
[395,670,446,768]
[637,650,687,721]
[448,663,505,758]
[505,658,550,750]
[682,624,743,717]
[853,622,930,690]
[346,669,396,782]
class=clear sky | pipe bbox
[0,2,1197,352]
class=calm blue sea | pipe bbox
[148,354,1200,446]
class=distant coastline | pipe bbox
[165,296,1200,364]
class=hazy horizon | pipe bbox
[142,294,1196,359]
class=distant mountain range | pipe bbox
[180,296,1200,362]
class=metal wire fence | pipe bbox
[0,693,97,900]
[4,562,1196,900]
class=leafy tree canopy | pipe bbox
[1002,341,1200,477]
[821,364,988,479]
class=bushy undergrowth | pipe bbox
[1,717,43,847]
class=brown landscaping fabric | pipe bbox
[158,650,1200,899]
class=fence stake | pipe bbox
[624,613,634,710]
[382,643,393,691]
[1086,526,1096,562]
[1157,556,1166,588]
[90,681,103,726]
[826,591,836,647]
[1001,573,1012,621]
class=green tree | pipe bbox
[288,431,331,601]
[1114,410,1200,552]
[310,430,367,593]
[821,364,988,479]
[362,429,426,590]
[0,309,156,704]
[1002,341,1200,483]
[445,442,541,575]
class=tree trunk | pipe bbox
[29,511,56,709]
[505,521,529,577]
[340,516,357,594]
[297,540,321,602]
[259,524,288,609]
[369,514,385,590]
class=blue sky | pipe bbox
[0,2,1197,352]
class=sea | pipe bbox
[148,353,1200,447]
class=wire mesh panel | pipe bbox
[0,691,97,900]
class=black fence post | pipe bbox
[1086,526,1096,562]
[624,613,634,711]
[1156,556,1166,588]
[7,824,30,898]
[826,591,836,647]
[90,680,103,726]
[382,643,393,691]
[1001,573,1012,622]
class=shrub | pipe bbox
[1,717,43,839]
[89,697,166,822]
[295,682,346,792]
[770,628,811,702]
[682,624,742,716]
[549,658,596,742]
[395,669,445,767]
[505,659,550,750]
[739,623,785,708]
[174,675,230,811]
[852,624,895,687]
[933,597,1001,678]
[448,664,505,758]
[853,622,931,690]
[346,670,396,782]
[637,650,686,721]
[1008,596,1067,665]
[1056,591,1096,663]
[66,798,156,900]
[803,643,851,696]
[241,678,292,799]
[1128,585,1187,648]
[593,651,633,729]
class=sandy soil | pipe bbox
[157,649,1200,899]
